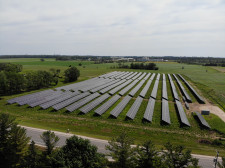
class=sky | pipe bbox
[0,0,225,57]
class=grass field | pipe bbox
[0,58,225,156]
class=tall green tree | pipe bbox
[106,132,138,168]
[0,71,8,94]
[0,63,22,73]
[64,66,80,82]
[136,140,164,168]
[23,141,39,168]
[40,130,59,156]
[162,142,200,168]
[52,135,107,168]
[0,113,30,168]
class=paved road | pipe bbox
[23,126,221,168]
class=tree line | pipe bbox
[0,63,80,95]
[3,113,225,168]
[117,62,159,70]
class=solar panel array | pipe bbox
[169,74,191,126]
[110,95,132,118]
[126,96,143,120]
[173,74,192,103]
[129,80,145,97]
[175,100,190,126]
[119,79,139,96]
[168,74,179,101]
[194,112,210,128]
[80,93,110,114]
[66,92,100,112]
[7,71,205,127]
[143,98,156,122]
[95,94,121,115]
[53,92,91,110]
[139,73,154,98]
[150,75,160,99]
[168,74,191,126]
[161,74,170,124]
[109,79,133,95]
[178,74,205,104]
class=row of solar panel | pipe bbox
[168,74,190,126]
[178,74,205,104]
[161,74,170,124]
[173,74,192,103]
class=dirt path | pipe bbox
[211,67,225,73]
[190,102,225,122]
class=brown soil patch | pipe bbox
[211,67,225,73]
[190,102,225,122]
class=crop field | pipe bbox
[0,58,225,156]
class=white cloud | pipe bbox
[0,0,225,56]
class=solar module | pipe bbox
[99,79,126,94]
[56,77,98,91]
[163,74,166,81]
[150,73,156,80]
[162,99,170,124]
[132,72,142,80]
[17,90,58,105]
[104,71,119,78]
[162,79,168,100]
[173,74,192,103]
[182,96,186,102]
[143,98,155,122]
[126,72,138,79]
[109,79,133,95]
[168,74,179,101]
[29,91,76,107]
[121,72,134,79]
[52,92,91,110]
[150,80,159,99]
[109,72,124,79]
[195,112,210,128]
[178,74,205,104]
[80,78,112,92]
[138,72,147,80]
[7,89,54,104]
[114,71,129,79]
[79,93,110,114]
[38,91,81,109]
[143,73,151,80]
[66,93,100,112]
[110,95,132,118]
[129,80,145,97]
[119,79,139,96]
[39,91,73,109]
[126,96,143,119]
[95,94,121,115]
[90,79,120,93]
[156,74,161,81]
[175,100,190,127]
[185,102,189,110]
[139,78,153,98]
[99,71,117,78]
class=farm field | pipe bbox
[0,58,225,156]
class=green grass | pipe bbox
[0,58,225,156]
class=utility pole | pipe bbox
[214,150,219,168]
